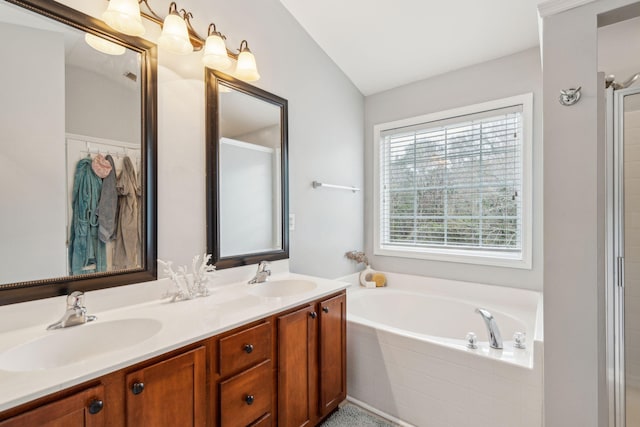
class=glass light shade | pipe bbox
[84,33,126,56]
[101,0,145,37]
[158,13,193,55]
[202,34,231,70]
[235,49,260,82]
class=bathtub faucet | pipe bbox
[475,308,503,350]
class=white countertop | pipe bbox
[0,268,348,412]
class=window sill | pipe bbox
[374,246,532,269]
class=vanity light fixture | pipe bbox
[157,2,192,55]
[202,24,231,70]
[100,0,260,81]
[235,40,260,82]
[84,33,126,55]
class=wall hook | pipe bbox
[559,86,581,106]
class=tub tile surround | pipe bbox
[344,271,543,427]
[0,260,349,412]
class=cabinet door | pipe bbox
[277,304,316,427]
[0,385,105,427]
[126,347,206,427]
[318,293,346,415]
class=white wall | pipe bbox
[541,2,639,426]
[364,47,543,291]
[59,0,365,279]
[0,23,67,284]
[65,65,140,144]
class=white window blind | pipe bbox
[379,105,523,254]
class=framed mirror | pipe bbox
[0,0,157,305]
[206,70,288,269]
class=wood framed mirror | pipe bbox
[206,70,288,269]
[0,0,157,305]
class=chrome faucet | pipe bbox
[475,308,503,349]
[248,261,271,284]
[47,291,97,330]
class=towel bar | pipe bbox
[312,181,360,193]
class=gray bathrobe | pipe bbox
[113,156,141,269]
[98,154,117,243]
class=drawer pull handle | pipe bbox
[322,306,329,313]
[309,311,317,319]
[245,394,255,405]
[131,382,145,395]
[244,344,254,354]
[88,399,104,415]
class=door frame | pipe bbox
[607,84,640,427]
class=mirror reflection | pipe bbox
[207,71,288,268]
[218,86,282,257]
[0,0,150,288]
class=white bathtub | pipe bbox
[346,272,543,427]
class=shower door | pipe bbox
[610,85,640,427]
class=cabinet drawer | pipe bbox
[219,321,271,376]
[220,360,272,427]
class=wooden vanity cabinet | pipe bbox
[0,290,345,427]
[277,292,346,427]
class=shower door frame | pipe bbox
[608,84,640,427]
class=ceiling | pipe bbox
[278,0,544,96]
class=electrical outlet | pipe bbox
[289,213,295,231]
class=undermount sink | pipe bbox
[248,279,317,298]
[0,318,162,372]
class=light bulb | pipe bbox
[202,33,231,70]
[158,12,193,55]
[101,0,145,37]
[235,41,260,82]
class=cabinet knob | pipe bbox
[131,382,145,395]
[88,399,104,415]
[245,394,255,405]
[322,306,329,313]
[244,344,254,354]
[309,311,317,319]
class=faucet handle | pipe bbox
[513,332,527,349]
[66,291,85,309]
[465,332,478,349]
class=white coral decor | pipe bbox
[158,254,217,302]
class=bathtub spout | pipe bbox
[475,308,503,350]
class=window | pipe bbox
[373,94,532,268]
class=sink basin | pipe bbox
[248,279,317,298]
[0,318,162,372]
